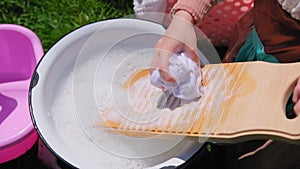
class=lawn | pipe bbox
[0,1,133,168]
[0,0,134,52]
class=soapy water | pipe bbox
[51,68,150,168]
[73,20,224,158]
[73,42,188,159]
[51,47,201,168]
[110,48,169,124]
[50,51,227,168]
[50,15,225,168]
[52,61,196,169]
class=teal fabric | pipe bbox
[235,28,279,63]
[234,27,294,114]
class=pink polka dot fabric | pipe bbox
[199,0,253,46]
[165,0,254,46]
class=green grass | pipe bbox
[0,0,134,52]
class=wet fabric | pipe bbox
[150,52,204,100]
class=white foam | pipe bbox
[50,46,193,168]
[51,68,151,169]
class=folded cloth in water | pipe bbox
[150,52,204,100]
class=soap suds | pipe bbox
[50,46,197,168]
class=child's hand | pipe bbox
[150,10,199,82]
[293,76,300,115]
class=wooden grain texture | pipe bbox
[99,61,300,143]
[212,61,300,142]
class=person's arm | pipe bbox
[293,76,300,115]
[150,0,216,81]
[171,0,217,26]
[151,10,197,82]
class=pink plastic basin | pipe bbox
[0,24,43,163]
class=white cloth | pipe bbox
[277,0,300,21]
[133,0,165,14]
[133,0,167,24]
[150,52,204,100]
